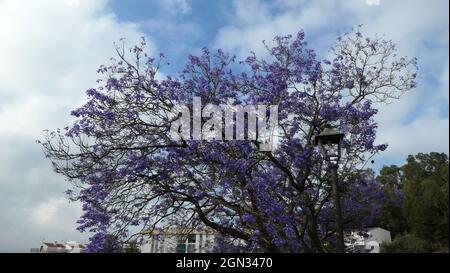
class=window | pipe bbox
[176,234,197,253]
[176,238,186,253]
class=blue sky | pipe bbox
[0,0,448,252]
[109,0,232,72]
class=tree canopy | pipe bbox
[377,152,449,252]
[40,27,417,253]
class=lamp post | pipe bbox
[314,125,345,253]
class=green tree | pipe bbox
[381,233,431,253]
[377,152,449,252]
[402,153,449,250]
[375,165,408,237]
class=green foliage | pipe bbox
[381,233,431,253]
[402,153,449,246]
[376,152,449,252]
[375,165,407,237]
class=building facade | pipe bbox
[347,227,392,253]
[140,228,215,253]
[31,241,86,253]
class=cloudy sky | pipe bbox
[0,0,448,252]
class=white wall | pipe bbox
[140,233,215,253]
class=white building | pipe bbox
[31,241,86,253]
[140,228,216,253]
[141,226,392,253]
[347,227,392,253]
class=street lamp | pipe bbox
[315,125,345,253]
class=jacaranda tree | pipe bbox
[40,27,417,253]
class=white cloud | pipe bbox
[66,0,81,7]
[160,0,191,15]
[0,0,151,102]
[0,95,67,138]
[0,0,150,251]
[31,197,82,228]
[441,62,449,102]
[378,115,449,157]
[365,0,380,6]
